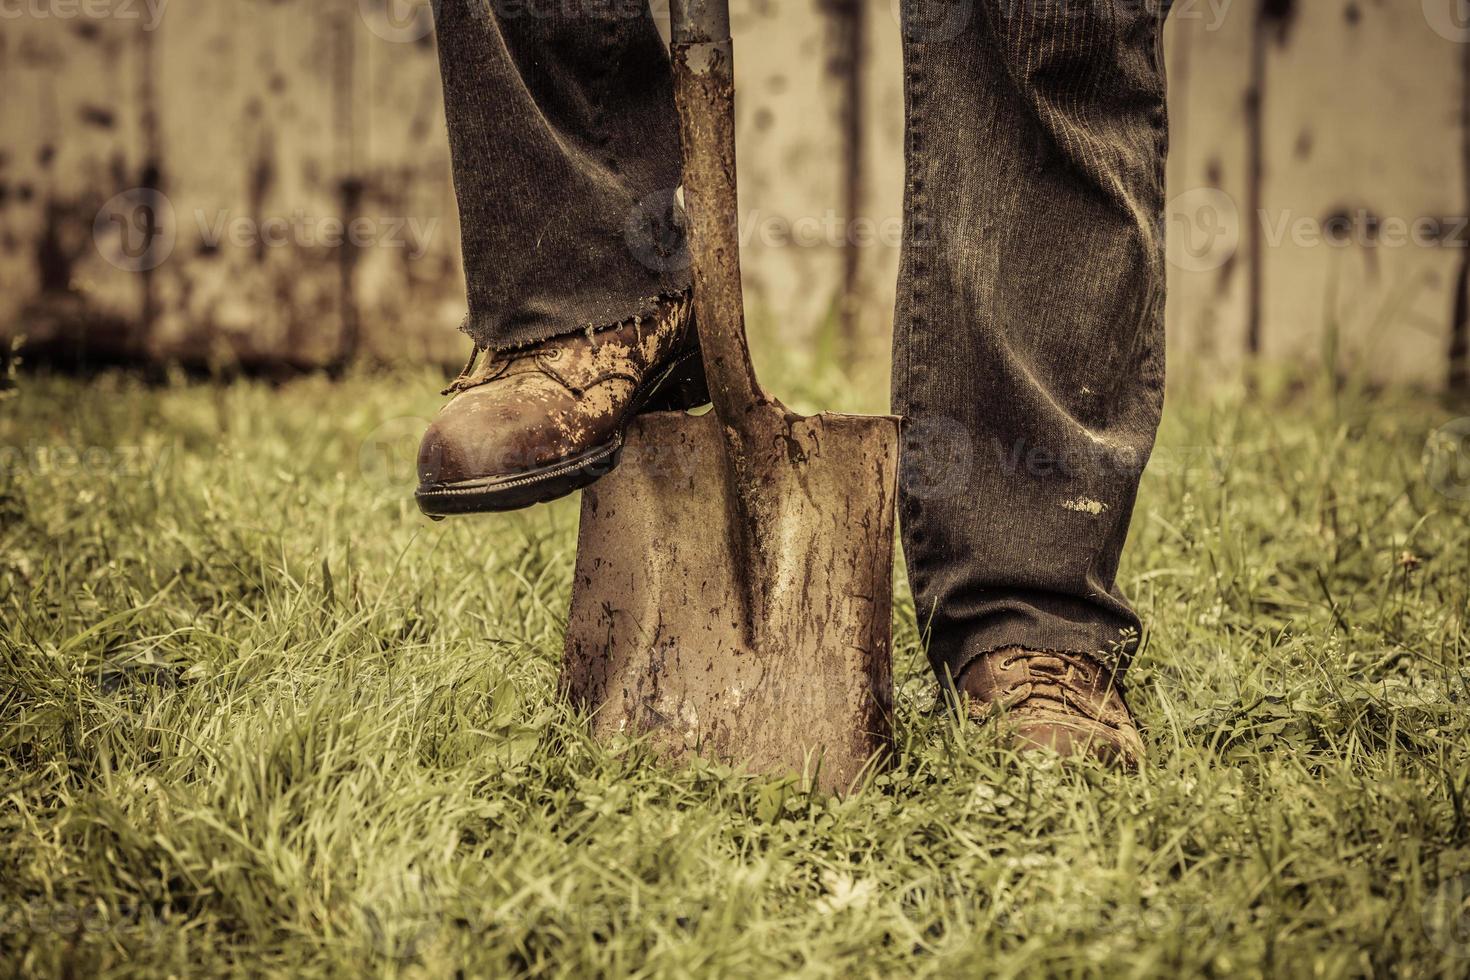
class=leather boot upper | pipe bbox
[417,295,696,490]
[958,647,1144,768]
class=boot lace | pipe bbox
[991,650,1120,726]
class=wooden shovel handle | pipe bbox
[670,0,770,428]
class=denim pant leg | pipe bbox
[893,0,1170,687]
[432,1,691,350]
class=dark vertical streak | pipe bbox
[137,23,162,355]
[821,0,865,364]
[1167,15,1198,355]
[1169,9,1191,190]
[1451,40,1470,392]
[1244,0,1295,362]
[331,10,361,373]
[36,202,77,293]
[247,124,276,266]
[1244,2,1266,359]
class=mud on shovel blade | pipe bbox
[560,0,900,792]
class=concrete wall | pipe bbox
[1,0,1464,385]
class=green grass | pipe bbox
[4,363,1470,977]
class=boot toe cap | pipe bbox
[1009,715,1143,769]
[416,380,617,489]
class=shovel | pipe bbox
[561,0,901,792]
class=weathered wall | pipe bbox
[0,0,1464,385]
[1,0,465,368]
[1163,0,1465,387]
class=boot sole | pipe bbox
[414,345,710,518]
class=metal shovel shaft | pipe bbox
[670,0,772,435]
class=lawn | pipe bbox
[3,362,1470,977]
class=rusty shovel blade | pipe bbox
[562,0,899,793]
[562,408,899,792]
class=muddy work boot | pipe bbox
[416,296,708,516]
[958,647,1145,768]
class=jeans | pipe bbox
[432,0,1171,685]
